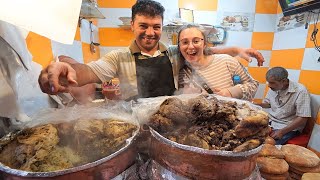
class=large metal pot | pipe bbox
[149,128,262,180]
[0,137,137,180]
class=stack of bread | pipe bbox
[281,144,320,180]
[257,142,289,180]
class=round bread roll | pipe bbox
[265,136,276,145]
[260,171,289,180]
[290,163,320,173]
[302,173,320,180]
[281,144,320,168]
[257,157,289,174]
[259,144,285,159]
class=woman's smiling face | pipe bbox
[178,27,206,63]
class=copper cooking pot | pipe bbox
[0,128,139,180]
[0,140,137,180]
[149,128,262,180]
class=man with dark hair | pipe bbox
[256,67,311,145]
[38,0,264,100]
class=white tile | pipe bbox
[287,69,301,82]
[301,48,320,71]
[253,14,277,32]
[79,19,99,44]
[311,94,320,118]
[193,11,217,26]
[156,0,178,9]
[254,83,266,99]
[99,46,127,58]
[155,0,179,25]
[98,8,131,28]
[249,50,271,67]
[273,26,308,50]
[308,124,320,151]
[51,40,84,63]
[217,0,256,13]
[222,31,253,48]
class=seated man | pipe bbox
[256,67,311,145]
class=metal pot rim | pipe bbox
[150,128,262,157]
[0,129,139,177]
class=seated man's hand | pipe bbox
[270,129,284,140]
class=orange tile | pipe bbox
[255,0,278,14]
[317,110,320,125]
[270,49,304,69]
[82,43,101,64]
[277,1,283,14]
[235,57,249,67]
[178,0,218,11]
[251,32,274,50]
[26,32,53,68]
[91,19,98,27]
[306,23,320,48]
[264,85,269,98]
[247,67,269,83]
[97,0,136,8]
[74,26,81,41]
[299,70,320,95]
[99,28,134,46]
[253,99,263,104]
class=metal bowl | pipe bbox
[0,128,139,180]
[149,128,262,180]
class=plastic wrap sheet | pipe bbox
[0,101,139,178]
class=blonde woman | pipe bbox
[177,24,259,100]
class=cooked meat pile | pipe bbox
[149,95,269,152]
[0,119,137,172]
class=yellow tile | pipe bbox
[255,0,278,14]
[82,42,101,64]
[74,26,81,41]
[306,23,320,48]
[251,32,274,50]
[97,0,136,8]
[235,57,249,67]
[247,67,269,83]
[26,32,53,68]
[178,0,217,11]
[270,49,304,69]
[299,70,320,95]
[99,28,134,46]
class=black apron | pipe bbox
[134,53,175,98]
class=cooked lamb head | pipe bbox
[158,97,193,124]
[187,95,217,121]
